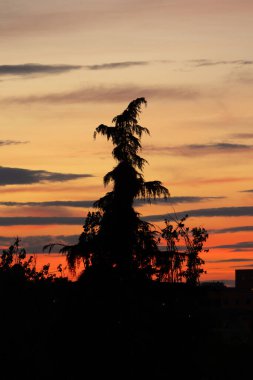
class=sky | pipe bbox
[1,0,253,285]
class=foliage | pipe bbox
[0,238,63,283]
[156,215,209,285]
[44,98,209,285]
[94,97,149,170]
[43,211,102,274]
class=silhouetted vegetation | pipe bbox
[45,98,208,285]
[156,214,208,285]
[0,238,65,283]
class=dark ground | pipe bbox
[0,277,252,379]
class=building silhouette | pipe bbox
[235,269,253,290]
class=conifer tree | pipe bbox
[45,98,208,284]
[92,98,169,274]
[50,98,169,277]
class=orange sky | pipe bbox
[1,0,253,286]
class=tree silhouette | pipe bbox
[92,98,169,275]
[156,214,209,285]
[44,98,208,284]
[47,98,169,278]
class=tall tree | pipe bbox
[46,98,169,277]
[44,98,208,284]
[92,98,169,274]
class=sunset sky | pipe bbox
[1,0,253,284]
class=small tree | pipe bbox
[156,215,208,285]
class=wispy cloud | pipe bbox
[211,226,253,234]
[0,196,223,208]
[0,235,78,253]
[240,189,253,193]
[144,206,253,222]
[212,241,253,252]
[86,59,253,72]
[0,63,82,77]
[189,59,253,67]
[0,140,29,146]
[0,217,84,226]
[85,61,149,70]
[144,143,253,157]
[0,167,93,186]
[231,264,253,268]
[1,84,200,105]
[0,200,95,208]
[0,61,145,79]
[208,258,253,263]
[6,59,252,80]
[136,196,224,206]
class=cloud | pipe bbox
[211,226,253,234]
[0,217,84,226]
[0,235,78,253]
[0,63,82,77]
[144,206,253,222]
[0,140,29,146]
[86,61,149,70]
[212,241,253,252]
[135,196,224,206]
[0,200,95,208]
[144,143,253,157]
[190,59,253,67]
[0,166,93,186]
[191,206,253,217]
[85,59,253,72]
[0,196,224,208]
[240,189,253,193]
[208,258,253,263]
[1,84,200,105]
[232,264,253,268]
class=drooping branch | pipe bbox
[137,181,170,202]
